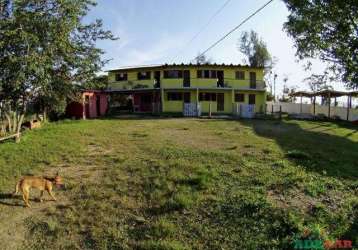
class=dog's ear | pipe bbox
[56,171,59,176]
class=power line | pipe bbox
[171,0,232,61]
[193,0,274,62]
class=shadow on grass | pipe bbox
[0,193,25,207]
[99,113,185,121]
[240,119,358,180]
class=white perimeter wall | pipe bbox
[267,102,358,122]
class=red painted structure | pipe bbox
[66,91,108,119]
[66,102,84,119]
[132,91,161,112]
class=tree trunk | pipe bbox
[43,107,48,123]
[0,124,5,136]
[12,111,17,133]
[5,113,12,132]
[15,113,25,143]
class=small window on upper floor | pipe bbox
[137,71,151,80]
[197,70,218,79]
[235,71,245,80]
[235,93,245,102]
[249,72,256,83]
[211,70,217,78]
[164,70,183,79]
[115,73,128,81]
[204,70,210,78]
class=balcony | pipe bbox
[209,79,266,90]
[248,80,266,90]
[108,78,266,91]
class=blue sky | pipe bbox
[86,0,346,95]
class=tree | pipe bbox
[238,30,275,73]
[280,85,298,102]
[194,52,212,64]
[305,73,334,105]
[90,75,109,90]
[283,0,358,89]
[0,0,116,141]
[305,73,333,92]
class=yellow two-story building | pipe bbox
[107,63,266,116]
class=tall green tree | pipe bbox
[0,0,116,141]
[283,0,358,89]
[238,30,274,71]
[305,72,333,92]
[238,30,276,93]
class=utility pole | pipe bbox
[274,73,278,102]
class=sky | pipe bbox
[85,0,349,98]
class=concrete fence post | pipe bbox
[209,102,212,118]
[197,102,200,117]
[279,105,282,120]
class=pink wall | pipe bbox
[83,92,108,118]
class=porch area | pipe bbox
[161,88,266,116]
[107,89,161,114]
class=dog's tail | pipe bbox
[13,181,20,196]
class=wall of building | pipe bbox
[109,71,155,89]
[234,91,266,113]
[162,90,195,113]
[162,89,266,114]
[83,92,108,118]
[108,66,265,90]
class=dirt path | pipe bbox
[0,163,102,250]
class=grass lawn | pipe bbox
[0,118,357,249]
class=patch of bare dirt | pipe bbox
[0,163,103,250]
[266,188,348,214]
[158,127,230,150]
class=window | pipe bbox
[249,94,256,104]
[249,72,256,83]
[235,71,245,80]
[211,70,217,78]
[164,70,183,79]
[250,72,257,88]
[204,70,210,78]
[137,71,151,80]
[197,70,218,78]
[211,93,217,101]
[183,92,191,103]
[197,70,203,78]
[167,92,183,101]
[199,93,216,101]
[115,73,127,81]
[235,93,245,102]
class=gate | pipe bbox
[183,103,201,117]
[233,104,255,118]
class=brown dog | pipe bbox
[13,173,63,207]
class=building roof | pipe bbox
[290,90,358,98]
[106,63,264,72]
